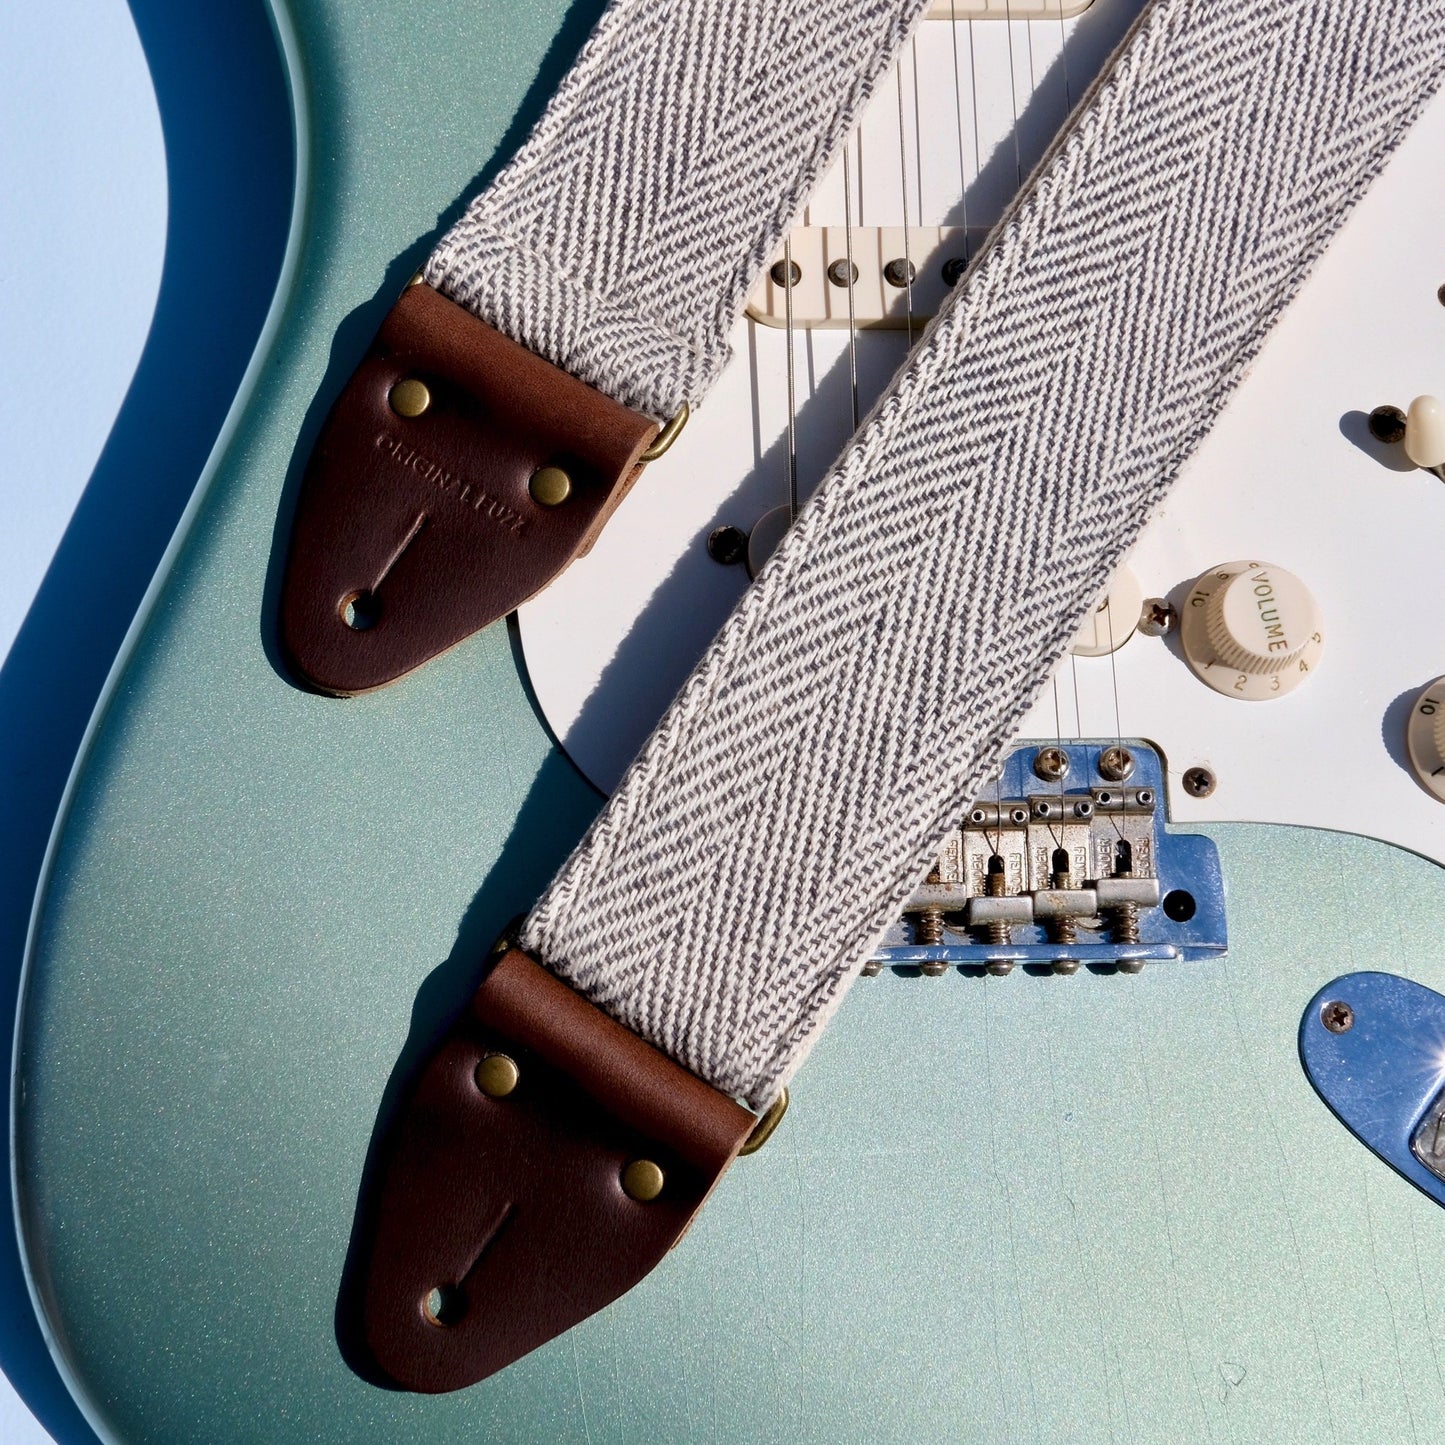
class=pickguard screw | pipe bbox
[1138,598,1177,637]
[707,526,748,565]
[883,258,917,288]
[1369,405,1407,445]
[827,258,859,287]
[1098,745,1135,782]
[770,259,801,288]
[1438,282,1445,308]
[1322,1000,1355,1034]
[1033,746,1070,783]
[942,256,968,286]
[1182,766,1216,798]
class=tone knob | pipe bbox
[1180,560,1323,700]
[1405,395,1445,470]
[1070,564,1143,657]
[1406,677,1445,801]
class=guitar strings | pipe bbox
[948,0,971,263]
[784,233,798,521]
[1020,0,1073,849]
[896,58,916,348]
[842,142,860,430]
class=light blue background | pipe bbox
[1,8,165,1440]
[0,3,293,1440]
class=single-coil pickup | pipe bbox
[748,227,980,330]
[926,0,1093,17]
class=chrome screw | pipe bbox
[707,526,748,565]
[1033,746,1070,783]
[1182,766,1216,799]
[1138,598,1177,637]
[1098,745,1135,783]
[1368,405,1407,445]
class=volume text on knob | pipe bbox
[1180,560,1324,700]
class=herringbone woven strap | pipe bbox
[523,0,1445,1108]
[425,0,932,419]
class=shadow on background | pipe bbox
[0,3,294,1440]
[334,738,603,1386]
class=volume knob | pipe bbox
[1181,560,1323,700]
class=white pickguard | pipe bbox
[518,7,1445,871]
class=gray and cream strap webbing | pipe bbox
[424,0,935,421]
[280,0,933,693]
[352,0,1445,1393]
[524,0,1445,1108]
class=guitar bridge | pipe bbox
[868,741,1226,976]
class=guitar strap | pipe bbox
[345,0,1445,1395]
[279,0,932,693]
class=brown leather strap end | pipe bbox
[279,285,659,694]
[351,948,755,1393]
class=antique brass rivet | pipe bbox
[529,465,573,507]
[622,1159,665,1202]
[389,377,431,418]
[475,1053,520,1098]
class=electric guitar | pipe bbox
[18,1,1445,1440]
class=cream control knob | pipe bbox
[1406,677,1445,801]
[1405,395,1445,470]
[1070,565,1143,657]
[1181,560,1323,700]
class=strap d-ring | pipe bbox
[639,402,690,462]
[739,1087,788,1156]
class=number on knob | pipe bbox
[1180,560,1323,700]
[1406,677,1445,802]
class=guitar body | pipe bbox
[17,2,1445,1441]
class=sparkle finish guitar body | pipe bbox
[17,2,1445,1441]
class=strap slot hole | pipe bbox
[422,1285,465,1327]
[340,590,381,631]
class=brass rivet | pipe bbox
[475,1053,520,1098]
[529,465,572,507]
[621,1159,664,1202]
[389,377,431,418]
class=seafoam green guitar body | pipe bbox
[17,2,1445,1441]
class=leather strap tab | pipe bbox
[279,285,659,694]
[351,948,755,1392]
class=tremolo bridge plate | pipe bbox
[870,741,1227,975]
